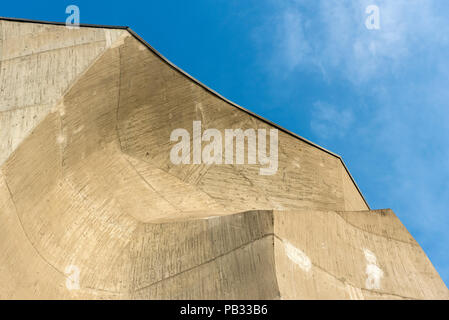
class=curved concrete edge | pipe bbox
[2,206,445,299]
[0,16,370,210]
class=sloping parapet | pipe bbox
[116,34,367,213]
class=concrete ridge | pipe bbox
[0,16,370,210]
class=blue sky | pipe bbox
[2,0,448,286]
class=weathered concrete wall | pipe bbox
[342,165,369,211]
[0,18,447,299]
[274,209,448,300]
[2,198,447,299]
[117,36,367,213]
[0,20,127,166]
[0,19,369,223]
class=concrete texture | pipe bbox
[0,18,447,299]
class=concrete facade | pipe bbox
[0,18,447,299]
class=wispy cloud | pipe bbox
[310,101,354,140]
[264,0,449,82]
[278,9,311,71]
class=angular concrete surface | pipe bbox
[0,18,447,299]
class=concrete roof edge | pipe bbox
[0,16,370,210]
[0,16,128,29]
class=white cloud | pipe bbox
[280,10,311,70]
[264,0,449,82]
[310,101,354,140]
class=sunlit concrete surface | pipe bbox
[0,18,447,299]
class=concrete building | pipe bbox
[0,17,447,299]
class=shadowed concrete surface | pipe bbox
[0,18,447,299]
